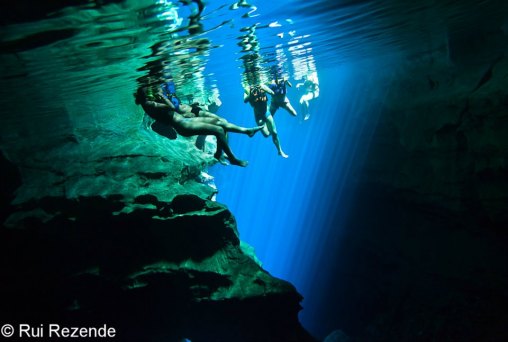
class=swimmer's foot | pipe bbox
[217,156,229,165]
[247,125,264,137]
[279,151,289,158]
[228,157,249,167]
[214,152,229,165]
[304,113,310,121]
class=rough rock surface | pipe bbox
[0,117,314,341]
[1,191,313,341]
[363,56,508,228]
[321,51,508,340]
[2,2,507,341]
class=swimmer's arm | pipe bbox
[243,91,250,103]
[285,79,293,87]
[146,100,170,110]
[157,95,188,114]
[260,84,274,95]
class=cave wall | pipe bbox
[1,191,314,342]
[320,48,508,340]
[0,92,314,340]
[362,55,508,226]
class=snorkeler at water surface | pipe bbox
[244,83,289,158]
[296,73,319,121]
[135,85,263,167]
[268,76,297,117]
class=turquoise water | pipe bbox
[1,0,505,338]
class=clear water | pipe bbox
[1,0,506,338]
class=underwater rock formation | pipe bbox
[1,191,313,341]
[0,150,21,224]
[0,124,313,341]
[321,54,508,341]
[363,56,508,229]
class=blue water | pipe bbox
[167,1,395,337]
[169,2,398,337]
[1,0,493,338]
[211,63,390,337]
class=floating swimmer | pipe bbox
[136,84,263,167]
[296,72,319,121]
[244,83,289,158]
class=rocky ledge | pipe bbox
[0,125,314,341]
[0,193,314,341]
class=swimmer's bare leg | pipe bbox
[257,118,270,137]
[199,116,263,136]
[284,102,297,117]
[215,141,248,167]
[300,93,313,120]
[178,119,248,167]
[221,121,263,136]
[214,136,247,167]
[266,115,288,158]
[213,133,227,164]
